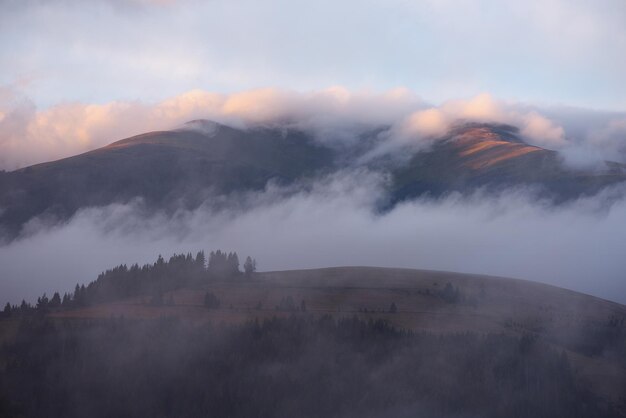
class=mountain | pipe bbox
[390,123,626,204]
[1,120,625,240]
[0,121,333,239]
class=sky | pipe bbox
[1,0,625,110]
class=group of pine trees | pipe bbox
[1,250,257,316]
[3,284,90,317]
[207,251,239,277]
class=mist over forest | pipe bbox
[2,169,626,305]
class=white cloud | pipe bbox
[394,93,568,149]
[520,112,566,147]
[397,108,448,141]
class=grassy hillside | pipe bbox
[33,266,624,408]
[1,265,625,417]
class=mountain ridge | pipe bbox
[1,120,625,241]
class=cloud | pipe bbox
[588,118,626,158]
[396,93,567,148]
[2,0,625,111]
[519,112,566,147]
[0,86,423,169]
[1,170,625,306]
[450,93,507,121]
[396,108,449,142]
[2,86,625,171]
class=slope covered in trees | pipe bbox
[1,255,624,417]
[1,250,256,316]
[0,315,618,418]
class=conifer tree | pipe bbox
[49,292,61,308]
[195,251,206,269]
[244,256,257,276]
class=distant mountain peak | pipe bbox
[432,122,544,171]
[447,121,524,145]
[176,119,222,136]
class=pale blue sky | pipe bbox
[1,0,625,110]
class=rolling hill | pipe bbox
[1,258,624,417]
[35,266,626,411]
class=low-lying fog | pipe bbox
[2,171,625,305]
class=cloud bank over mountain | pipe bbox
[1,86,625,170]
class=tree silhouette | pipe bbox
[195,251,206,270]
[228,252,240,275]
[36,294,49,310]
[62,293,71,307]
[19,300,29,313]
[244,256,257,276]
[11,249,256,311]
[49,292,61,308]
[208,250,241,278]
[441,282,461,303]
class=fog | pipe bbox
[2,171,625,305]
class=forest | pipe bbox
[0,315,618,418]
[2,250,256,316]
[0,251,624,417]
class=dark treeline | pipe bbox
[1,250,257,315]
[0,315,617,418]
